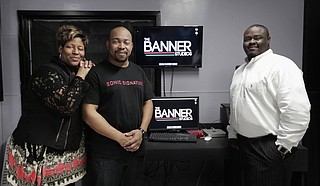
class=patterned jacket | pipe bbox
[13,57,89,151]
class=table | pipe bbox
[145,137,230,160]
[144,137,230,186]
[144,137,308,186]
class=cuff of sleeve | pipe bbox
[275,141,292,152]
[226,125,238,139]
[73,76,90,90]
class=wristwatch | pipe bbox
[139,127,146,135]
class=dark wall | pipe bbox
[0,4,3,102]
[302,0,320,185]
[17,11,162,107]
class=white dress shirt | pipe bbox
[227,49,311,151]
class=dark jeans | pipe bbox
[83,153,146,186]
[237,134,297,186]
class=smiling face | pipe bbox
[106,26,133,67]
[243,26,270,61]
[59,37,85,67]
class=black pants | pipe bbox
[237,134,297,186]
[83,153,145,186]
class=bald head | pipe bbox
[106,26,133,66]
[243,24,271,61]
[245,24,270,38]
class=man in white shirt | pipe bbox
[227,24,311,186]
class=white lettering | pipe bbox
[154,107,193,121]
[144,38,192,53]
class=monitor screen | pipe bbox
[133,26,203,68]
[148,97,199,132]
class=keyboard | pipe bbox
[148,132,197,143]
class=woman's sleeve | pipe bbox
[31,66,89,116]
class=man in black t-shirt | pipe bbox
[82,26,154,186]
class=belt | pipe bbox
[237,133,276,141]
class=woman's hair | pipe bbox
[56,25,89,47]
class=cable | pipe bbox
[170,68,174,95]
[161,68,175,97]
[162,68,166,97]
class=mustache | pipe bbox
[115,50,127,54]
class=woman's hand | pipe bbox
[76,59,95,79]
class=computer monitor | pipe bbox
[148,97,199,132]
[133,26,203,68]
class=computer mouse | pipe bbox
[204,136,212,141]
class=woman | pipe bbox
[5,25,94,186]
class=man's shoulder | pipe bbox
[267,51,293,62]
[129,61,145,72]
[129,61,141,67]
[266,52,300,72]
[95,59,109,66]
[91,60,112,71]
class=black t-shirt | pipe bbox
[83,60,154,158]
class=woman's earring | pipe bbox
[59,53,61,59]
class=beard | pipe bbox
[115,57,127,63]
[111,51,129,63]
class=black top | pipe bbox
[83,60,154,159]
[13,57,89,151]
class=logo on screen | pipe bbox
[143,38,193,57]
[154,106,193,121]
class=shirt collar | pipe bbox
[245,49,273,63]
